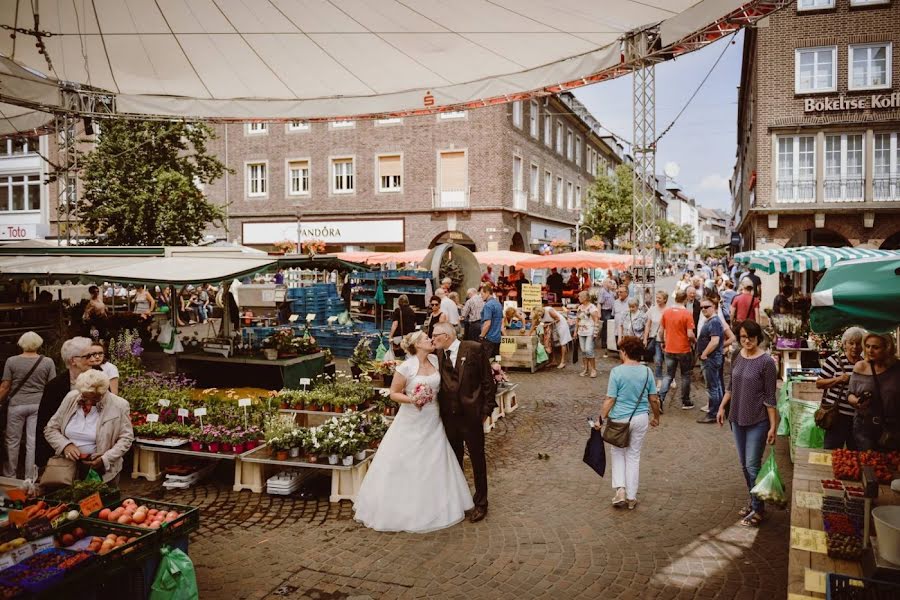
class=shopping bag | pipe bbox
[84,468,102,483]
[374,338,388,361]
[150,545,199,600]
[750,451,787,509]
[795,418,825,449]
[582,428,606,477]
[535,341,549,364]
[776,385,791,437]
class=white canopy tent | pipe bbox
[0,0,781,131]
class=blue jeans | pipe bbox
[659,352,692,406]
[732,420,769,513]
[701,353,724,418]
[578,334,595,359]
[646,339,663,378]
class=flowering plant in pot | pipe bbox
[492,362,510,387]
[189,430,205,452]
[243,426,263,450]
[303,428,322,463]
[348,338,376,379]
[269,436,289,461]
[200,425,222,453]
[772,315,804,348]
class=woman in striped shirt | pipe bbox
[816,327,865,450]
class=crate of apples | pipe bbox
[96,498,181,530]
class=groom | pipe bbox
[431,322,496,522]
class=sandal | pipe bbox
[740,511,764,527]
[738,505,753,517]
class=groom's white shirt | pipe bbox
[446,339,461,368]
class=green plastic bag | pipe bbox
[776,385,791,436]
[84,468,102,483]
[150,545,199,600]
[535,341,549,364]
[795,417,825,449]
[375,338,388,361]
[750,451,787,509]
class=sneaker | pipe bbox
[681,402,695,410]
[612,488,627,508]
[627,499,638,510]
[696,415,716,424]
[699,404,709,412]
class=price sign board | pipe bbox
[79,493,103,517]
[193,407,207,417]
[177,408,190,418]
[499,337,517,355]
[146,414,160,423]
[238,398,252,407]
[158,399,171,407]
[520,284,542,313]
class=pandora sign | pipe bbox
[804,92,900,113]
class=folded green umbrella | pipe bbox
[810,255,900,333]
[374,279,386,305]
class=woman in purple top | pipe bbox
[716,320,778,527]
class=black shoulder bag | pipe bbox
[602,367,651,448]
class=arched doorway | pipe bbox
[429,230,476,251]
[510,232,525,252]
[880,231,900,250]
[784,227,851,248]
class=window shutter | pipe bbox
[440,152,466,190]
[379,155,402,178]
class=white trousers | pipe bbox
[4,403,38,479]
[609,412,649,500]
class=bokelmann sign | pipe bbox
[804,92,900,113]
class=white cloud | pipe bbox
[699,174,730,192]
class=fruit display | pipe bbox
[832,449,861,480]
[0,548,93,594]
[826,532,863,560]
[831,449,899,483]
[95,498,182,530]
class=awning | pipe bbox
[810,255,900,333]
[0,1,777,125]
[517,251,639,270]
[365,249,429,265]
[472,251,536,267]
[733,246,899,274]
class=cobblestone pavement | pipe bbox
[123,358,790,600]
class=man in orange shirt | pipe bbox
[658,290,697,411]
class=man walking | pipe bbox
[597,279,615,358]
[696,299,725,423]
[478,284,503,360]
[658,291,697,411]
[460,287,484,342]
[685,287,701,330]
[729,282,760,334]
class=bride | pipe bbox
[353,330,474,533]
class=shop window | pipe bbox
[824,133,864,202]
[776,135,815,203]
[0,174,41,212]
[247,162,267,197]
[874,132,900,201]
[287,160,310,196]
[377,154,402,192]
[332,158,355,193]
[850,43,891,90]
[795,47,837,93]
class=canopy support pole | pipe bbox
[54,111,78,246]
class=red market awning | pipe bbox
[517,251,641,270]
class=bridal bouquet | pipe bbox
[412,383,435,408]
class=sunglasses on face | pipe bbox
[700,305,713,310]
[80,352,104,359]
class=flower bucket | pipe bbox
[233,443,246,454]
[190,442,203,452]
[342,455,354,466]
[263,349,278,361]
[306,454,318,463]
[334,405,344,413]
[322,403,333,413]
[328,454,339,465]
[245,440,259,451]
[289,447,300,458]
[207,442,220,453]
[777,337,802,349]
[354,450,367,461]
[221,442,233,453]
[275,450,289,461]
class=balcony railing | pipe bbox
[874,176,900,201]
[513,189,528,211]
[824,177,864,202]
[776,178,815,204]
[431,187,470,209]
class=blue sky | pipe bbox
[573,31,744,213]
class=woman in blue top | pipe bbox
[597,336,660,510]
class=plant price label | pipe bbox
[79,493,103,517]
[288,314,299,322]
[146,414,160,423]
[803,569,826,594]
[177,408,190,418]
[299,378,311,386]
[306,313,316,321]
[158,399,171,407]
[193,408,207,417]
[790,526,826,554]
[794,491,823,510]
[238,398,252,407]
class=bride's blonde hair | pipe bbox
[400,330,427,354]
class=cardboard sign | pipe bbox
[21,517,52,541]
[158,399,171,407]
[193,407,207,417]
[238,398,252,407]
[520,283,543,312]
[177,408,190,418]
[804,569,826,594]
[146,413,159,423]
[499,337,517,355]
[794,491,823,510]
[791,526,827,554]
[807,452,832,466]
[78,493,103,517]
[30,536,55,553]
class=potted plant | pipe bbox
[378,360,398,387]
[348,338,375,379]
[205,426,221,454]
[189,430,204,452]
[772,315,804,348]
[270,437,289,461]
[244,426,262,451]
[260,335,279,361]
[304,428,320,463]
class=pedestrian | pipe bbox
[622,272,636,300]
[696,299,726,424]
[546,268,564,303]
[746,268,762,300]
[389,294,418,357]
[730,282,760,336]
[716,320,778,527]
[720,280,736,324]
[423,298,443,338]
[612,286,630,348]
[575,291,599,378]
[478,284,503,360]
[619,298,646,339]
[481,266,496,286]
[82,285,108,339]
[87,342,119,395]
[597,336,660,510]
[658,290,696,411]
[848,332,900,451]
[816,327,864,450]
[643,291,667,384]
[773,282,795,315]
[132,284,156,319]
[544,302,571,369]
[685,287,701,329]
[0,332,57,479]
[597,279,615,359]
[459,288,485,342]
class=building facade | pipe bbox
[201,93,622,252]
[732,0,900,253]
[698,207,730,249]
[0,134,50,243]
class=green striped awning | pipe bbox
[733,246,899,274]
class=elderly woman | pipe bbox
[597,336,660,509]
[717,320,778,527]
[848,332,900,451]
[619,298,646,339]
[35,337,94,470]
[44,370,133,484]
[543,303,571,369]
[643,291,668,382]
[0,332,57,478]
[575,291,599,377]
[816,327,865,450]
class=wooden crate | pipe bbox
[498,333,543,372]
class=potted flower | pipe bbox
[260,335,279,361]
[270,437,289,461]
[378,360,398,387]
[301,238,326,257]
[772,315,804,348]
[492,362,510,389]
[205,426,221,454]
[348,338,375,379]
[304,428,321,463]
[189,430,204,452]
[244,426,263,451]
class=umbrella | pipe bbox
[810,255,900,333]
[517,251,639,270]
[472,250,536,267]
[734,246,898,274]
[365,249,429,265]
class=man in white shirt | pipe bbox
[435,289,461,335]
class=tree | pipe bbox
[656,220,694,261]
[78,120,228,245]
[582,164,633,248]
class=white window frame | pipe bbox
[575,184,582,210]
[555,176,564,208]
[556,121,564,154]
[331,156,355,195]
[824,132,866,202]
[849,42,892,91]
[246,161,268,198]
[575,137,582,167]
[437,148,469,207]
[544,114,552,147]
[566,181,574,210]
[566,129,574,161]
[330,120,355,129]
[795,46,837,93]
[873,132,900,201]
[850,0,889,6]
[529,100,539,138]
[775,135,816,203]
[375,117,403,126]
[439,111,467,120]
[376,153,403,193]
[544,170,553,205]
[246,122,268,135]
[287,121,309,132]
[529,162,539,200]
[286,158,311,197]
[1,136,40,156]
[797,0,835,10]
[0,173,42,212]
[512,101,523,128]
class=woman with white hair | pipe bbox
[816,327,865,449]
[35,336,94,470]
[0,332,56,478]
[44,369,133,483]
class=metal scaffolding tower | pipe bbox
[54,112,78,245]
[626,29,659,302]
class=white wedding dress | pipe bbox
[353,355,474,533]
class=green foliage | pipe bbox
[78,120,229,245]
[583,164,634,248]
[655,220,694,251]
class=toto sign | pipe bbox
[804,91,900,113]
[0,224,39,241]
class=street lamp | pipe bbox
[575,213,594,251]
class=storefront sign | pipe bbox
[242,219,404,245]
[520,284,542,312]
[0,223,43,241]
[803,91,900,113]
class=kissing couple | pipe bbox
[353,323,495,533]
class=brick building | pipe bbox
[201,93,622,253]
[732,0,900,254]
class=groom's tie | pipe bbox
[444,349,453,369]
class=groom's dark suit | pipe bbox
[437,340,495,509]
